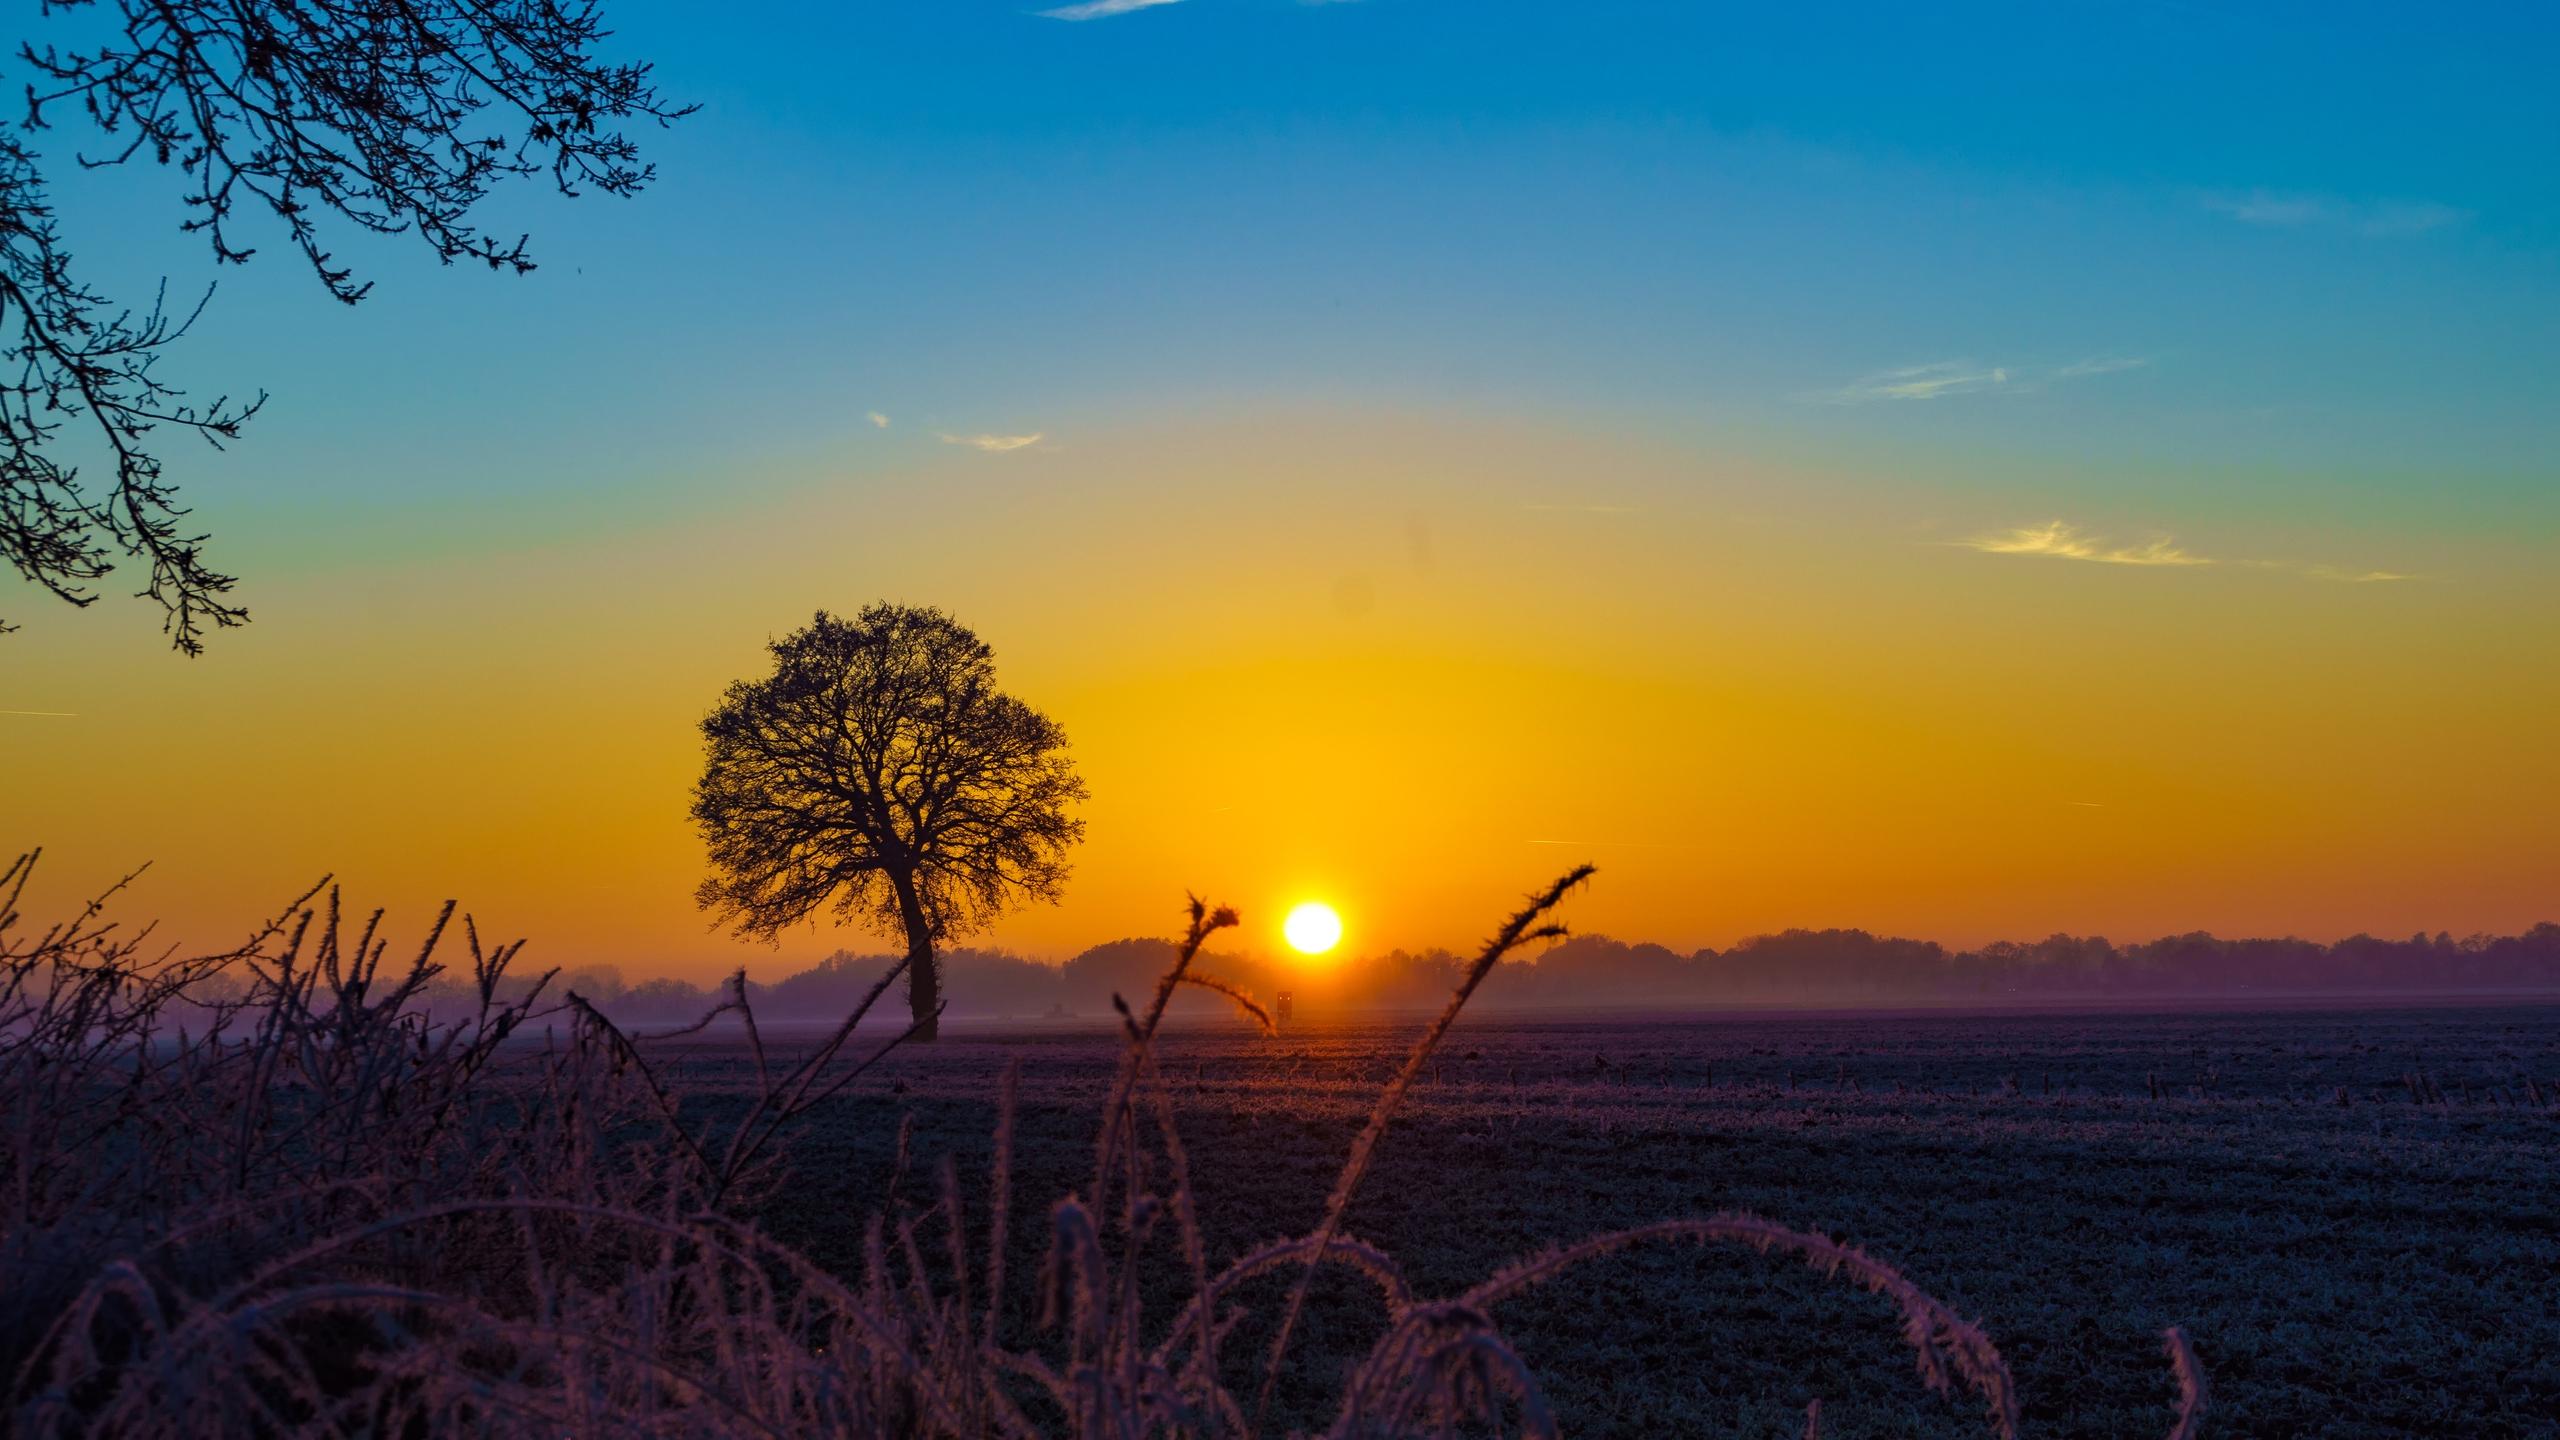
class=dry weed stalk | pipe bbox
[1257,865,1593,1425]
[2162,1326,2210,1440]
[1461,1215,2019,1438]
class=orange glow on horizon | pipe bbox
[8,411,2554,980]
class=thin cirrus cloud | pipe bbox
[1036,0,1183,18]
[1959,520,2209,567]
[1955,515,2201,561]
[866,411,890,429]
[1959,522,2422,582]
[1819,356,2147,404]
[2203,190,2469,237]
[1823,361,2012,404]
[938,431,1044,453]
[2055,355,2151,379]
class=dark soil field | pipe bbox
[656,1002,2560,1438]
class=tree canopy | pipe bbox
[2,0,686,650]
[692,605,1087,1038]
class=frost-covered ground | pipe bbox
[658,1003,2560,1437]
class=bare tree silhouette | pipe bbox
[692,605,1087,1041]
[2,0,688,650]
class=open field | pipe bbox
[637,1003,2560,1438]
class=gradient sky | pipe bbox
[8,1,2557,977]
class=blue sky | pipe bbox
[33,0,2559,562]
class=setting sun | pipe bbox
[1282,901,1343,956]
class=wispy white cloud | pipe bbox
[2203,190,2331,227]
[2203,189,2468,236]
[938,431,1044,453]
[1958,521,2210,568]
[1036,0,1182,19]
[2056,355,2151,380]
[2356,201,2469,237]
[866,411,890,429]
[1519,502,1641,514]
[1824,361,2012,404]
[1821,355,2153,405]
[1960,521,2423,583]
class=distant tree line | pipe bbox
[568,920,2560,1024]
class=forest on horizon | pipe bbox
[569,920,2560,1023]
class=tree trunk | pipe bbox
[892,874,940,1042]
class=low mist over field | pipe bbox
[589,924,2560,1024]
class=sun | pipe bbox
[1282,901,1343,956]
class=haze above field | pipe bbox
[9,1,2556,978]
